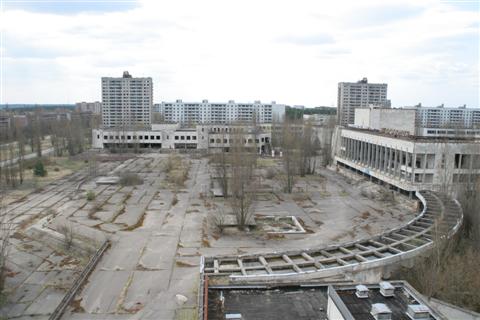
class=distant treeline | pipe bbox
[0,104,75,111]
[286,106,337,120]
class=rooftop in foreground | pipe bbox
[204,281,445,320]
[207,285,328,320]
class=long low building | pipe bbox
[92,123,272,153]
[354,106,480,138]
[332,127,480,193]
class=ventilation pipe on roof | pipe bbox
[379,281,395,297]
[355,285,369,298]
[406,304,431,320]
[371,303,392,320]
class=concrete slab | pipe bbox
[80,270,131,314]
[121,271,171,312]
[99,234,148,271]
[16,284,45,303]
[138,236,177,270]
[23,288,65,315]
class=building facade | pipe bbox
[333,127,480,193]
[92,123,272,153]
[154,100,285,124]
[337,78,389,126]
[101,71,152,128]
[76,101,102,114]
[353,107,480,138]
[409,105,480,129]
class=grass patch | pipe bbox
[175,307,197,320]
[292,193,310,202]
[319,191,331,198]
[165,154,190,188]
[257,158,276,168]
[119,172,144,186]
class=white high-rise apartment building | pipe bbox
[102,71,153,128]
[408,105,480,128]
[154,100,286,124]
[337,78,389,126]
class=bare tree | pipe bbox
[281,119,300,193]
[397,176,480,311]
[229,127,256,229]
[88,151,98,178]
[321,116,336,166]
[32,111,42,158]
[17,124,26,184]
[0,190,12,296]
[299,119,320,176]
[212,133,229,198]
[457,179,480,248]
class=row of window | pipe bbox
[100,134,200,142]
[102,135,161,140]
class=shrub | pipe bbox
[58,224,74,250]
[86,190,96,201]
[265,168,276,179]
[33,160,47,177]
[119,172,144,186]
[171,195,178,206]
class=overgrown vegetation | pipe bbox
[86,190,96,201]
[165,154,190,188]
[119,171,144,186]
[33,160,47,177]
[0,195,12,302]
[0,109,94,190]
[395,182,480,312]
[58,223,75,250]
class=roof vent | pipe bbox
[379,281,395,297]
[406,304,430,320]
[355,285,369,298]
[371,303,392,320]
[122,71,132,78]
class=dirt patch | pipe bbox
[123,210,146,231]
[175,260,197,267]
[71,298,86,313]
[360,211,371,219]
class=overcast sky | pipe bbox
[0,0,478,107]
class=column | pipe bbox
[411,153,416,184]
[387,147,393,175]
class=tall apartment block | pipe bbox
[154,100,286,124]
[337,78,389,126]
[101,71,153,128]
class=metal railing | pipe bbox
[49,240,110,320]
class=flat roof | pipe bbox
[334,285,437,320]
[207,285,328,320]
[343,127,480,143]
